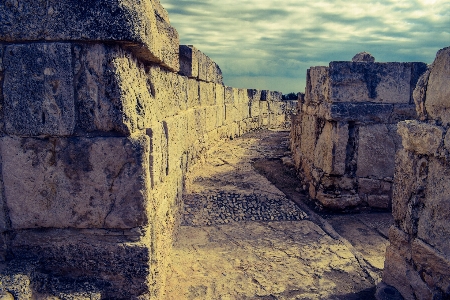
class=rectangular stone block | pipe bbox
[76,43,152,135]
[215,84,225,106]
[329,62,427,104]
[397,120,444,155]
[313,121,348,175]
[164,114,188,174]
[305,66,330,105]
[417,157,450,256]
[424,47,450,125]
[326,102,393,123]
[0,0,180,71]
[206,59,223,84]
[199,81,215,106]
[179,45,199,78]
[1,135,150,230]
[187,78,200,109]
[3,43,75,136]
[197,50,208,81]
[10,230,151,299]
[147,122,169,188]
[356,124,397,179]
[225,86,237,104]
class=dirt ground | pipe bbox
[165,130,392,300]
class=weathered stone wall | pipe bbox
[381,46,450,300]
[290,55,427,210]
[0,1,293,298]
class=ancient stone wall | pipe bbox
[381,46,450,300]
[0,1,293,298]
[290,55,427,210]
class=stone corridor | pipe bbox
[164,130,392,300]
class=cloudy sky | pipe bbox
[161,0,449,93]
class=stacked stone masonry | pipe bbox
[382,46,450,300]
[0,1,296,299]
[290,56,428,210]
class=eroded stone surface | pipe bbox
[1,136,149,229]
[0,0,180,71]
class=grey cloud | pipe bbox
[162,0,450,93]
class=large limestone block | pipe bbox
[329,62,426,103]
[147,122,168,188]
[356,124,397,179]
[187,78,200,109]
[225,86,237,104]
[305,66,330,105]
[397,120,444,155]
[75,43,152,135]
[417,157,450,256]
[313,121,348,175]
[323,102,393,123]
[10,230,152,299]
[179,45,199,78]
[299,114,318,165]
[215,84,225,106]
[424,47,450,125]
[0,0,180,71]
[164,114,188,174]
[199,81,215,106]
[1,136,150,229]
[3,43,75,136]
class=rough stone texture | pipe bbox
[0,0,180,71]
[291,55,426,210]
[1,136,149,230]
[352,52,375,63]
[397,120,444,155]
[382,46,450,300]
[3,43,75,136]
[424,47,450,125]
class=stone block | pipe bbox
[397,120,444,155]
[299,114,318,164]
[390,104,418,123]
[367,195,390,209]
[199,81,215,106]
[187,78,200,108]
[313,121,348,175]
[164,115,188,174]
[1,135,150,229]
[10,230,151,299]
[356,124,396,179]
[3,43,75,136]
[411,238,450,293]
[417,157,450,256]
[329,62,422,104]
[179,45,199,78]
[215,84,225,106]
[147,123,168,188]
[326,102,393,123]
[358,178,381,195]
[75,43,155,135]
[425,47,450,125]
[206,59,223,84]
[197,50,208,81]
[225,86,237,104]
[305,66,330,105]
[0,0,180,71]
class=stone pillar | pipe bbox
[290,53,427,210]
[381,46,450,300]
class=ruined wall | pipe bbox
[381,46,450,300]
[0,1,292,298]
[290,55,427,210]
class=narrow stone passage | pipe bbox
[164,130,392,300]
